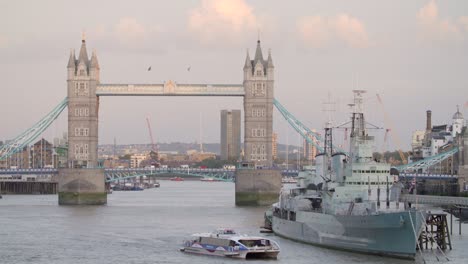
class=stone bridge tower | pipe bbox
[59,37,106,205]
[66,38,100,168]
[236,40,281,206]
[243,40,274,167]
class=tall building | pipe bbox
[67,37,100,168]
[220,110,241,160]
[272,132,278,160]
[243,40,274,167]
[303,131,318,161]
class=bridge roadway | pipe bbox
[0,168,300,175]
[400,194,468,207]
[96,83,245,97]
[399,173,458,180]
[2,169,461,179]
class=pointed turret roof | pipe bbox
[254,39,264,63]
[78,39,89,65]
[453,105,464,120]
[90,50,99,69]
[267,49,274,68]
[244,50,252,69]
[67,50,76,68]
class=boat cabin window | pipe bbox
[200,237,231,247]
[239,239,270,247]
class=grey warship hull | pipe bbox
[272,210,425,259]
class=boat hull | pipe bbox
[272,210,424,259]
[180,246,279,259]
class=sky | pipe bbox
[0,0,467,150]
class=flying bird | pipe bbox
[147,66,152,71]
[187,66,191,72]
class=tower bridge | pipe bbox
[1,37,467,205]
[62,37,280,205]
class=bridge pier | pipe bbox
[58,168,107,205]
[235,169,281,206]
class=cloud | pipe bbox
[0,35,8,48]
[297,16,329,48]
[459,16,468,32]
[417,1,462,41]
[188,0,258,44]
[115,17,147,42]
[332,14,370,48]
[88,17,163,51]
[91,17,161,42]
[297,14,370,48]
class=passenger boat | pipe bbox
[180,228,280,259]
[200,177,220,182]
[170,177,184,181]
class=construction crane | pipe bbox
[376,94,407,164]
[146,117,159,166]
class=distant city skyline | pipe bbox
[1,0,467,150]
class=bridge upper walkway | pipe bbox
[400,194,468,207]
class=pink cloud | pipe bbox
[0,35,8,48]
[188,0,258,43]
[88,17,163,49]
[417,0,462,40]
[297,14,370,48]
[297,16,329,48]
[459,16,468,32]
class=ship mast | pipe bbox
[323,92,335,181]
[350,90,366,139]
[349,90,368,164]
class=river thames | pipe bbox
[1,181,467,264]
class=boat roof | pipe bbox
[190,229,272,241]
[191,234,272,241]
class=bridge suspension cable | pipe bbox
[273,98,348,154]
[394,147,459,172]
[0,97,68,161]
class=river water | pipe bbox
[1,181,467,264]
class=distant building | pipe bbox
[189,151,217,162]
[31,138,53,168]
[272,132,278,160]
[220,110,241,160]
[303,130,318,161]
[130,153,148,168]
[411,107,466,173]
[103,158,130,168]
[411,130,425,150]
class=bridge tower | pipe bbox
[58,37,106,205]
[235,40,281,206]
[243,40,274,167]
[67,37,100,168]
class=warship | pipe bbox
[269,90,426,259]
